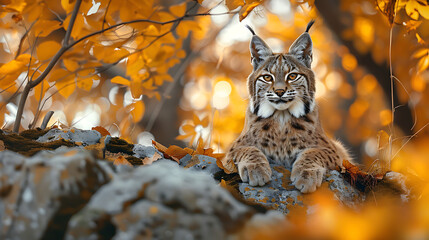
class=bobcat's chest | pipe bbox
[249,113,318,168]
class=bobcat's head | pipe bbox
[247,21,316,119]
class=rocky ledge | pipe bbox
[0,128,413,239]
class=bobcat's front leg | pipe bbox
[225,146,272,186]
[291,148,338,193]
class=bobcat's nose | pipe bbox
[274,89,285,97]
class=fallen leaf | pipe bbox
[142,151,163,165]
[92,126,111,136]
[114,156,132,167]
[342,160,382,192]
[165,145,190,162]
[152,140,168,153]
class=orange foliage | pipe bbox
[91,126,111,136]
[1,0,429,237]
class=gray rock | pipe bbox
[132,144,157,158]
[37,128,101,146]
[326,170,365,207]
[65,161,253,240]
[0,147,109,240]
[181,155,222,177]
[237,164,363,214]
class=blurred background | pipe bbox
[1,0,429,173]
[2,1,429,238]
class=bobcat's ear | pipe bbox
[289,20,315,68]
[247,26,272,70]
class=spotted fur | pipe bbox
[222,21,351,193]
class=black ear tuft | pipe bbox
[305,20,315,33]
[245,25,256,35]
[288,21,315,68]
[248,26,273,70]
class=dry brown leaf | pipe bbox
[165,145,190,162]
[92,126,111,136]
[142,151,163,165]
[239,0,263,21]
[342,160,382,192]
[152,140,168,153]
[114,156,132,167]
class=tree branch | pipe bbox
[63,0,82,46]
[11,2,237,132]
[13,0,82,132]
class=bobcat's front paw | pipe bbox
[291,165,326,193]
[238,160,272,186]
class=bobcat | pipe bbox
[222,21,351,193]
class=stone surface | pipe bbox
[65,161,252,240]
[37,128,101,146]
[180,154,223,177]
[0,147,109,240]
[0,128,370,239]
[237,165,363,214]
[132,144,157,158]
[178,153,363,214]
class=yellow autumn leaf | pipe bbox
[412,48,428,58]
[0,73,18,92]
[61,0,76,13]
[418,55,429,72]
[47,68,69,82]
[239,0,263,21]
[33,20,62,37]
[63,59,79,72]
[55,75,76,99]
[169,2,187,17]
[15,54,32,63]
[104,48,129,64]
[176,20,201,39]
[37,41,61,61]
[417,3,429,19]
[131,101,145,122]
[111,76,130,86]
[63,13,85,39]
[130,78,143,98]
[77,76,94,91]
[33,80,50,100]
[154,74,173,85]
[0,59,25,75]
[225,0,245,11]
[126,57,145,76]
[405,0,420,20]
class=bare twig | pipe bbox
[102,0,112,31]
[40,111,54,129]
[15,21,35,59]
[13,0,83,132]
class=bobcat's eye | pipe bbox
[287,73,298,81]
[262,75,273,82]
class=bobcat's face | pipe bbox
[247,25,315,119]
[249,54,315,118]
